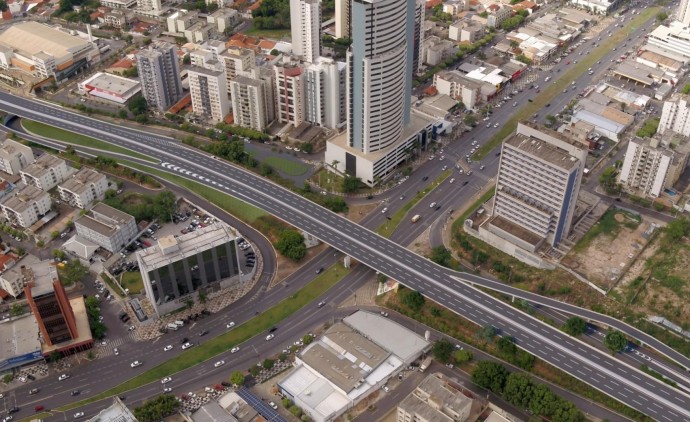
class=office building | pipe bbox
[304,57,346,129]
[490,122,587,248]
[0,22,99,80]
[648,21,690,61]
[659,93,690,137]
[0,139,34,175]
[325,0,436,186]
[397,373,473,422]
[678,0,690,25]
[137,223,242,316]
[58,168,109,209]
[135,43,183,112]
[230,74,275,131]
[0,185,52,228]
[290,0,321,63]
[188,66,230,124]
[274,62,306,127]
[20,154,70,191]
[74,203,137,253]
[567,0,619,15]
[335,0,350,39]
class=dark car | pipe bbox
[221,381,232,387]
[268,327,278,333]
[27,374,35,381]
[29,388,39,395]
[198,330,209,337]
[422,176,429,181]
[316,267,324,274]
[8,407,20,414]
[71,390,80,396]
[181,337,189,344]
[462,181,469,186]
[435,205,441,211]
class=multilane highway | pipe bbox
[1,93,689,421]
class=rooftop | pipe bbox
[504,134,579,171]
[0,139,32,160]
[188,65,224,78]
[41,296,94,355]
[20,154,66,179]
[0,185,49,213]
[59,168,106,195]
[0,315,42,370]
[398,373,473,422]
[137,223,237,272]
[92,202,135,225]
[0,22,93,63]
[81,72,140,97]
[75,214,120,238]
[86,397,136,422]
[488,214,544,246]
[25,258,59,297]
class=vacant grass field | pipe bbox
[243,26,291,39]
[572,209,641,252]
[59,263,351,411]
[120,271,144,294]
[263,156,311,176]
[21,120,156,162]
[378,170,452,237]
[473,7,660,161]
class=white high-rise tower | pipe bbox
[678,0,690,25]
[290,0,321,63]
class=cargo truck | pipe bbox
[419,356,432,372]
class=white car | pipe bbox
[381,207,388,214]
[114,348,119,356]
[294,340,304,347]
[449,178,455,184]
[269,401,278,410]
[382,385,390,393]
[164,345,173,351]
[266,334,275,341]
[231,346,240,353]
[494,123,499,128]
[74,413,84,419]
[214,360,225,368]
[163,387,172,393]
[181,342,193,350]
[226,322,235,329]
[161,377,172,384]
[58,374,70,381]
[429,202,437,208]
[131,361,143,368]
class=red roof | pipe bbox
[0,254,16,272]
[2,11,12,20]
[109,57,134,69]
[0,289,8,299]
[425,0,442,8]
[257,40,276,50]
[168,94,192,114]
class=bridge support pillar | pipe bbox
[343,256,351,268]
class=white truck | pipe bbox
[167,323,179,331]
[419,357,432,372]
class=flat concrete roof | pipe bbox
[504,133,580,171]
[82,72,140,97]
[59,168,106,195]
[0,185,49,213]
[0,22,93,63]
[0,315,41,367]
[92,202,134,225]
[489,214,544,246]
[75,214,118,237]
[27,259,60,297]
[86,397,136,422]
[20,154,65,179]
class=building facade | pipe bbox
[188,66,229,124]
[647,22,690,61]
[20,154,70,191]
[659,94,690,137]
[492,122,587,248]
[135,43,183,112]
[304,57,346,129]
[137,223,241,316]
[74,203,137,252]
[58,168,108,209]
[274,63,306,127]
[230,72,275,131]
[618,137,673,198]
[0,139,34,176]
[290,0,321,63]
[678,0,690,25]
[335,0,351,39]
[0,185,52,228]
[397,374,473,422]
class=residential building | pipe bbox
[74,203,137,253]
[619,137,672,198]
[442,0,466,15]
[137,0,162,13]
[678,0,690,25]
[422,36,455,66]
[274,62,306,127]
[326,0,437,186]
[648,21,690,61]
[188,66,229,124]
[205,0,232,8]
[0,139,34,175]
[0,254,20,297]
[183,22,218,44]
[335,0,350,39]
[397,373,473,422]
[220,47,255,84]
[0,185,52,228]
[230,73,275,131]
[136,42,183,112]
[166,10,199,34]
[20,154,69,191]
[449,20,485,43]
[304,57,346,129]
[290,0,321,63]
[659,93,690,137]
[279,311,430,422]
[207,8,239,33]
[0,22,100,80]
[489,122,587,249]
[103,10,127,29]
[58,168,109,209]
[487,5,512,28]
[100,0,136,8]
[413,0,425,75]
[137,223,242,316]
[433,70,481,110]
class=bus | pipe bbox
[411,215,421,223]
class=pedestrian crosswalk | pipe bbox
[97,332,137,357]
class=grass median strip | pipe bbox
[474,7,659,161]
[378,169,452,237]
[22,120,156,163]
[58,263,351,411]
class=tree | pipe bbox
[472,361,508,394]
[230,371,245,386]
[497,336,518,357]
[598,166,619,193]
[636,117,660,138]
[128,95,148,116]
[399,288,425,312]
[562,316,587,336]
[546,114,557,126]
[153,191,177,222]
[656,11,668,22]
[0,0,7,11]
[529,383,559,417]
[665,216,690,241]
[453,349,473,363]
[51,230,60,239]
[60,260,88,286]
[133,394,180,422]
[262,358,275,370]
[9,303,23,317]
[504,372,534,409]
[429,246,452,268]
[341,175,361,193]
[604,330,628,354]
[463,114,477,127]
[300,142,313,154]
[477,324,497,342]
[275,229,306,261]
[432,339,454,363]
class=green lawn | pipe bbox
[101,273,124,297]
[243,26,291,39]
[120,271,144,294]
[58,263,351,411]
[473,7,660,161]
[377,170,452,238]
[22,120,156,163]
[263,156,311,176]
[120,160,268,224]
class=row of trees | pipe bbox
[133,394,180,422]
[84,296,107,339]
[636,117,660,138]
[252,0,291,30]
[472,361,585,422]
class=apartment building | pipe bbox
[20,154,70,191]
[188,66,229,124]
[0,139,34,175]
[274,63,306,127]
[433,70,482,110]
[290,0,321,63]
[0,185,52,228]
[0,253,21,297]
[136,43,183,112]
[304,57,346,129]
[58,168,108,209]
[230,72,275,132]
[659,93,690,137]
[74,203,137,252]
[220,47,255,83]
